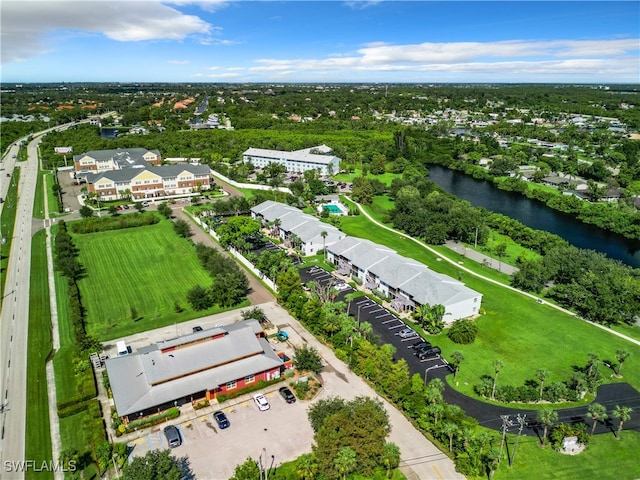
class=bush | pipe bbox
[447,319,478,344]
[125,407,180,433]
[193,399,210,410]
[215,376,286,403]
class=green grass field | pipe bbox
[73,219,230,340]
[492,430,640,480]
[25,230,53,480]
[1,168,20,307]
[337,206,640,394]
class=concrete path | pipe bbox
[348,197,640,348]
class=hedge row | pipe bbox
[125,407,180,433]
[57,388,98,411]
[215,376,286,404]
[71,212,160,234]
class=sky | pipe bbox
[1,0,639,84]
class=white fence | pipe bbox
[190,214,278,292]
[210,169,292,195]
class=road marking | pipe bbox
[432,465,444,480]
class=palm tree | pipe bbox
[442,421,459,453]
[587,403,608,435]
[451,351,464,381]
[427,402,444,427]
[334,446,356,480]
[491,359,504,400]
[612,405,632,439]
[345,292,358,318]
[536,368,550,401]
[320,230,328,259]
[537,408,558,447]
[615,349,630,376]
[295,453,318,480]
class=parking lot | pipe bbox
[299,266,451,379]
[128,388,313,479]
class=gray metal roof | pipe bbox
[74,148,160,166]
[81,163,210,183]
[243,146,339,166]
[328,237,481,307]
[105,320,283,417]
[251,200,344,247]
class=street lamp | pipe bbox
[473,226,479,249]
[357,304,362,327]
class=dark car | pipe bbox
[416,346,441,360]
[163,425,182,448]
[410,339,431,350]
[279,386,296,404]
[192,325,203,332]
[213,411,230,429]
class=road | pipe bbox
[0,135,41,478]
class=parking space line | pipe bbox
[401,336,419,342]
[388,324,405,330]
[181,421,193,428]
[130,437,144,445]
[376,313,392,318]
[381,319,397,324]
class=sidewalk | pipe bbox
[445,240,519,275]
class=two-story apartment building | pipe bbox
[327,237,482,322]
[251,200,345,256]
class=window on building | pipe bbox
[226,380,236,390]
[245,375,255,384]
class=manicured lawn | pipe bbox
[25,230,53,480]
[493,430,640,480]
[337,208,640,394]
[73,219,233,340]
[1,168,19,308]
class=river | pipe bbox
[426,164,640,269]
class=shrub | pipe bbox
[193,399,210,410]
[125,407,180,433]
[447,319,478,344]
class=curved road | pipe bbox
[346,197,640,435]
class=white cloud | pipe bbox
[168,60,190,64]
[1,0,213,63]
[248,38,638,80]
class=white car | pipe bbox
[253,393,270,411]
[396,327,417,338]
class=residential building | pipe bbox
[251,200,345,256]
[105,320,290,422]
[73,147,161,173]
[243,145,340,175]
[83,163,212,201]
[327,237,482,321]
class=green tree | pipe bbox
[157,202,172,218]
[108,205,118,216]
[612,405,632,439]
[173,219,191,238]
[293,344,324,374]
[491,359,504,400]
[186,285,213,311]
[334,446,357,480]
[537,408,558,447]
[587,403,608,435]
[381,442,401,478]
[79,205,94,218]
[450,350,464,381]
[308,397,347,433]
[122,450,188,480]
[442,421,459,452]
[229,456,260,480]
[615,349,630,376]
[447,319,478,344]
[536,368,550,401]
[295,453,319,480]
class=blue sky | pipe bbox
[1,1,639,83]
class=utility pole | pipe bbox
[499,415,513,463]
[510,414,527,466]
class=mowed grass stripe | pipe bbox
[74,220,214,340]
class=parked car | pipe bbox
[279,386,296,404]
[416,346,442,360]
[410,339,431,350]
[254,393,270,411]
[213,411,230,429]
[192,326,203,332]
[163,425,182,448]
[122,204,130,209]
[396,327,417,338]
[141,201,149,207]
[116,205,123,211]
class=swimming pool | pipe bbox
[323,204,342,213]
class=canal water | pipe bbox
[426,164,640,269]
